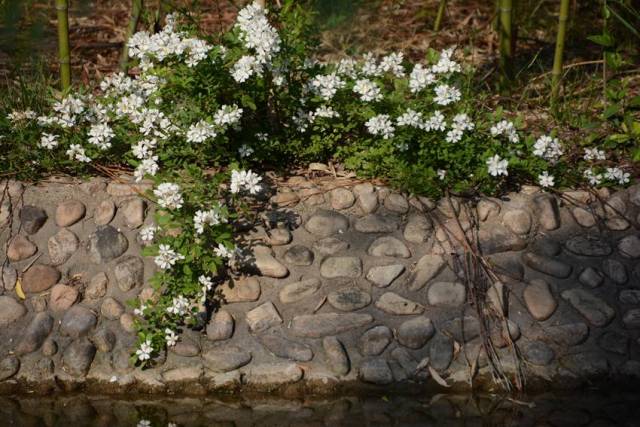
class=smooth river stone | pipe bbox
[565,235,613,257]
[291,313,374,338]
[523,279,557,321]
[354,214,399,233]
[368,236,411,258]
[320,257,362,278]
[366,264,405,287]
[359,358,393,384]
[252,246,288,278]
[328,287,372,311]
[397,316,434,349]
[359,326,392,356]
[522,252,572,278]
[246,301,283,333]
[256,332,314,362]
[304,210,349,237]
[202,345,252,372]
[322,337,350,376]
[279,278,321,303]
[375,292,424,315]
[427,282,466,307]
[545,322,589,346]
[408,254,446,291]
[48,228,79,265]
[561,288,615,327]
[221,277,261,303]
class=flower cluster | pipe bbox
[230,169,262,194]
[153,183,183,210]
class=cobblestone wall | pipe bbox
[1,176,640,396]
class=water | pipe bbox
[1,390,638,426]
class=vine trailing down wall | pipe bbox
[3,2,633,365]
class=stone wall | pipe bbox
[1,175,640,396]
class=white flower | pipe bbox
[231,55,261,82]
[87,123,115,150]
[605,167,630,185]
[352,78,382,102]
[235,2,281,63]
[214,243,233,259]
[490,120,519,143]
[115,93,144,117]
[165,328,178,347]
[40,133,58,149]
[134,155,159,182]
[214,104,243,127]
[365,114,395,139]
[432,48,461,74]
[137,420,151,427]
[584,148,606,161]
[433,84,461,106]
[437,169,447,180]
[445,128,463,143]
[183,37,212,67]
[136,339,153,361]
[132,138,157,159]
[194,208,223,234]
[186,120,217,143]
[336,58,358,77]
[154,244,185,270]
[379,52,404,77]
[139,225,157,244]
[584,168,603,186]
[134,303,147,317]
[422,111,446,131]
[409,63,436,93]
[312,105,340,120]
[239,144,254,157]
[538,171,555,188]
[533,135,563,162]
[396,109,423,128]
[310,73,345,101]
[154,183,183,210]
[199,275,214,291]
[452,113,475,131]
[230,169,262,194]
[65,144,91,163]
[486,154,509,177]
[7,109,37,123]
[396,142,409,151]
[166,295,190,316]
[361,52,382,77]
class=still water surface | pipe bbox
[0,390,638,426]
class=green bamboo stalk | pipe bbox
[120,0,144,72]
[55,0,71,91]
[433,0,447,32]
[551,0,570,106]
[498,0,513,82]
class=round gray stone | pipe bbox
[545,322,589,346]
[120,197,146,228]
[206,310,235,341]
[202,345,252,372]
[56,200,86,227]
[359,358,393,384]
[114,255,144,291]
[375,292,424,315]
[323,336,350,376]
[94,199,116,225]
[256,331,313,362]
[279,278,321,303]
[384,193,409,213]
[0,355,20,381]
[523,279,557,321]
[48,228,79,266]
[579,267,604,288]
[397,316,435,349]
[0,296,26,326]
[88,225,129,264]
[618,235,640,259]
[7,235,37,261]
[602,259,627,284]
[368,236,411,258]
[565,235,613,257]
[320,257,362,278]
[561,288,615,327]
[312,237,349,255]
[305,210,349,237]
[328,287,372,311]
[354,214,398,233]
[91,327,116,353]
[359,325,392,356]
[15,312,54,355]
[427,281,466,307]
[60,305,98,338]
[366,264,405,288]
[283,245,314,266]
[62,338,96,377]
[101,297,125,320]
[523,341,555,366]
[503,209,532,235]
[330,188,355,209]
[19,205,48,234]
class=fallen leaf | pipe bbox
[429,366,451,388]
[15,278,25,300]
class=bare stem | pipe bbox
[120,0,144,72]
[551,0,571,107]
[55,0,71,91]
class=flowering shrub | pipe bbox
[2,1,633,361]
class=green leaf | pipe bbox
[602,104,622,119]
[587,34,614,47]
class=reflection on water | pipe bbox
[0,390,638,426]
